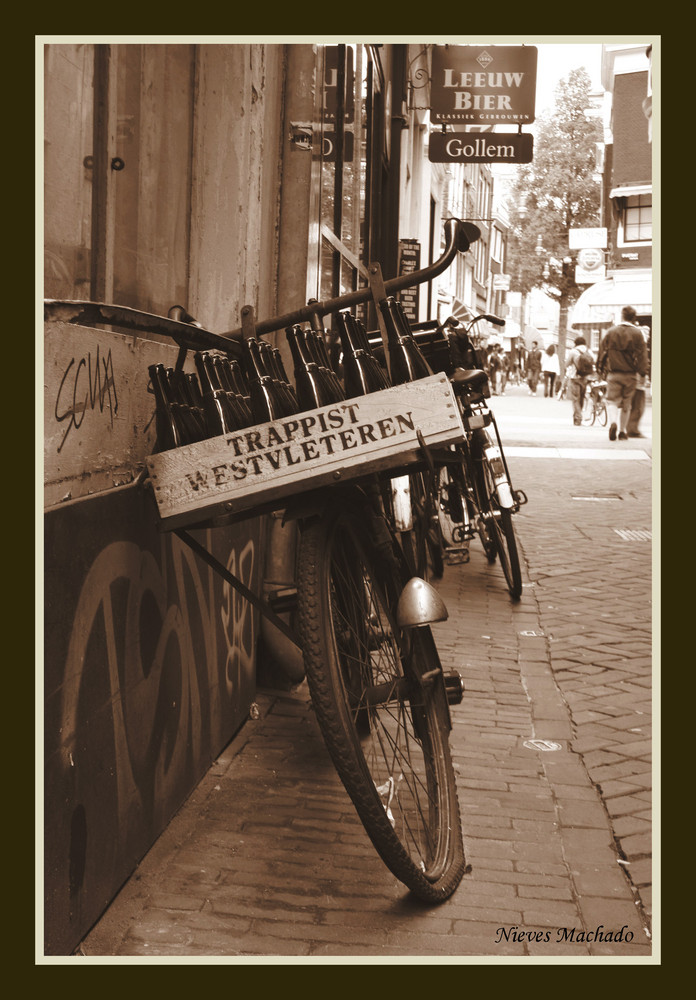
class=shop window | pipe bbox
[620,194,652,245]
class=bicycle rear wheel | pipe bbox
[581,392,596,425]
[297,500,467,902]
[472,431,523,600]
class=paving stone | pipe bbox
[74,448,652,959]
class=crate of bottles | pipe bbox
[145,302,466,530]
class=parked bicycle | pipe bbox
[45,218,516,904]
[401,314,527,600]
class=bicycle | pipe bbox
[406,314,527,601]
[581,377,608,427]
[555,373,570,400]
[47,217,480,903]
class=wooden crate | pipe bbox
[146,373,464,530]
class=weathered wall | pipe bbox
[188,45,285,331]
[44,483,260,956]
[43,42,292,955]
[44,323,263,955]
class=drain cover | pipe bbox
[524,739,562,752]
[613,529,652,541]
[572,494,622,501]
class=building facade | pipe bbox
[570,43,653,347]
[42,40,505,954]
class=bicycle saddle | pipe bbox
[449,368,490,396]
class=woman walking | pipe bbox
[542,344,560,397]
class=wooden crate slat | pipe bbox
[146,374,463,528]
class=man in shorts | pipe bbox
[597,306,649,441]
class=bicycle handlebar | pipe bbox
[467,313,506,330]
[219,218,481,340]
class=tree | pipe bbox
[505,68,603,367]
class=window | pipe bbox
[475,237,488,287]
[491,226,504,263]
[310,44,394,330]
[622,194,652,244]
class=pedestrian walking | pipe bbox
[487,344,504,395]
[500,351,512,394]
[597,306,649,441]
[526,340,542,395]
[542,344,560,397]
[565,336,595,426]
[626,327,651,438]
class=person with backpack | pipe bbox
[565,335,595,425]
[597,306,650,441]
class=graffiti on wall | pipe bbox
[58,530,256,864]
[54,345,119,453]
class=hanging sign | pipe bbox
[569,227,608,250]
[575,247,606,284]
[397,240,421,321]
[430,45,538,124]
[429,131,533,163]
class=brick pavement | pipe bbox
[76,447,655,962]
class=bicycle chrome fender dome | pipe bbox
[397,577,449,628]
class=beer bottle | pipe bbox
[351,314,392,390]
[336,312,376,397]
[379,296,433,385]
[195,351,245,436]
[258,340,299,416]
[270,347,298,408]
[211,354,254,426]
[301,328,345,402]
[148,363,183,451]
[165,367,207,443]
[242,337,293,423]
[219,358,253,425]
[286,325,339,411]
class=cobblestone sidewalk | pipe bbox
[77,450,654,961]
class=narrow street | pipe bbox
[79,382,655,962]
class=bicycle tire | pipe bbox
[437,465,467,548]
[581,392,596,426]
[464,448,497,563]
[297,501,467,902]
[472,431,523,600]
[596,402,608,427]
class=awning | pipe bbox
[609,184,651,199]
[570,273,652,328]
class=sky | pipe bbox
[533,42,604,112]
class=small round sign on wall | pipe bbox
[577,247,604,271]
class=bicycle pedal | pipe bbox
[265,587,298,613]
[445,548,469,565]
[443,670,465,705]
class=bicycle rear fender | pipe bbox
[472,429,515,509]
